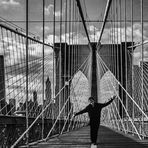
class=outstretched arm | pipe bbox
[101,96,116,108]
[74,106,89,116]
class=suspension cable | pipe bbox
[97,53,148,120]
[75,0,91,50]
[97,0,112,47]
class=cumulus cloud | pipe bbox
[45,31,88,45]
[0,0,20,8]
[87,25,100,42]
[46,34,60,44]
[88,25,98,32]
[45,4,53,16]
[55,11,62,17]
[0,34,54,107]
[99,22,148,44]
[133,43,148,65]
[45,3,64,17]
[40,26,51,32]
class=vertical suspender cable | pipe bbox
[109,13,111,73]
[124,0,128,126]
[76,7,79,71]
[131,0,135,134]
[75,6,77,73]
[71,1,74,122]
[111,3,113,73]
[94,24,95,42]
[116,0,120,118]
[53,0,56,123]
[113,0,115,76]
[73,1,75,75]
[71,0,74,77]
[77,12,79,70]
[97,0,112,47]
[26,0,29,145]
[75,0,91,50]
[114,0,116,79]
[64,0,68,118]
[42,0,45,139]
[116,0,119,84]
[141,0,144,137]
[59,0,62,134]
[119,0,123,121]
[74,1,76,74]
[68,0,71,127]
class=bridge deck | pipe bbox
[31,125,148,148]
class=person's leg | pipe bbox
[90,125,94,144]
[90,122,100,144]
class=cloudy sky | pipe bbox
[1,0,148,61]
[1,0,148,43]
[1,0,148,112]
[0,0,107,43]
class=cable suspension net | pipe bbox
[0,0,92,147]
[97,0,148,139]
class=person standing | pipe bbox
[74,96,116,147]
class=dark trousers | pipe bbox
[90,122,100,144]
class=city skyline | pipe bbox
[1,0,148,115]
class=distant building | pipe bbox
[45,77,52,119]
[33,91,37,103]
[0,55,6,115]
[33,91,38,117]
[9,98,16,114]
[45,77,51,101]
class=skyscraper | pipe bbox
[0,55,6,115]
[45,77,51,101]
[45,77,52,118]
[33,91,38,117]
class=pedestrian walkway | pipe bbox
[30,125,148,148]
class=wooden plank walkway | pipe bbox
[32,125,148,148]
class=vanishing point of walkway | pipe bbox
[31,126,148,148]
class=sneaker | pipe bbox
[91,143,97,148]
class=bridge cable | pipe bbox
[97,53,148,121]
[45,53,90,140]
[96,53,142,139]
[11,51,91,147]
[75,0,92,50]
[96,0,112,48]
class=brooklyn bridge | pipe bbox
[0,0,148,147]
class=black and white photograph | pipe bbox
[0,0,148,147]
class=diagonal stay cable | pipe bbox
[97,54,141,138]
[99,61,127,133]
[75,0,92,50]
[96,0,112,48]
[45,56,91,140]
[11,53,91,148]
[97,52,148,120]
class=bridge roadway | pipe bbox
[27,125,148,148]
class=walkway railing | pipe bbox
[96,0,148,139]
[0,0,91,147]
[97,53,148,139]
[1,0,148,147]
